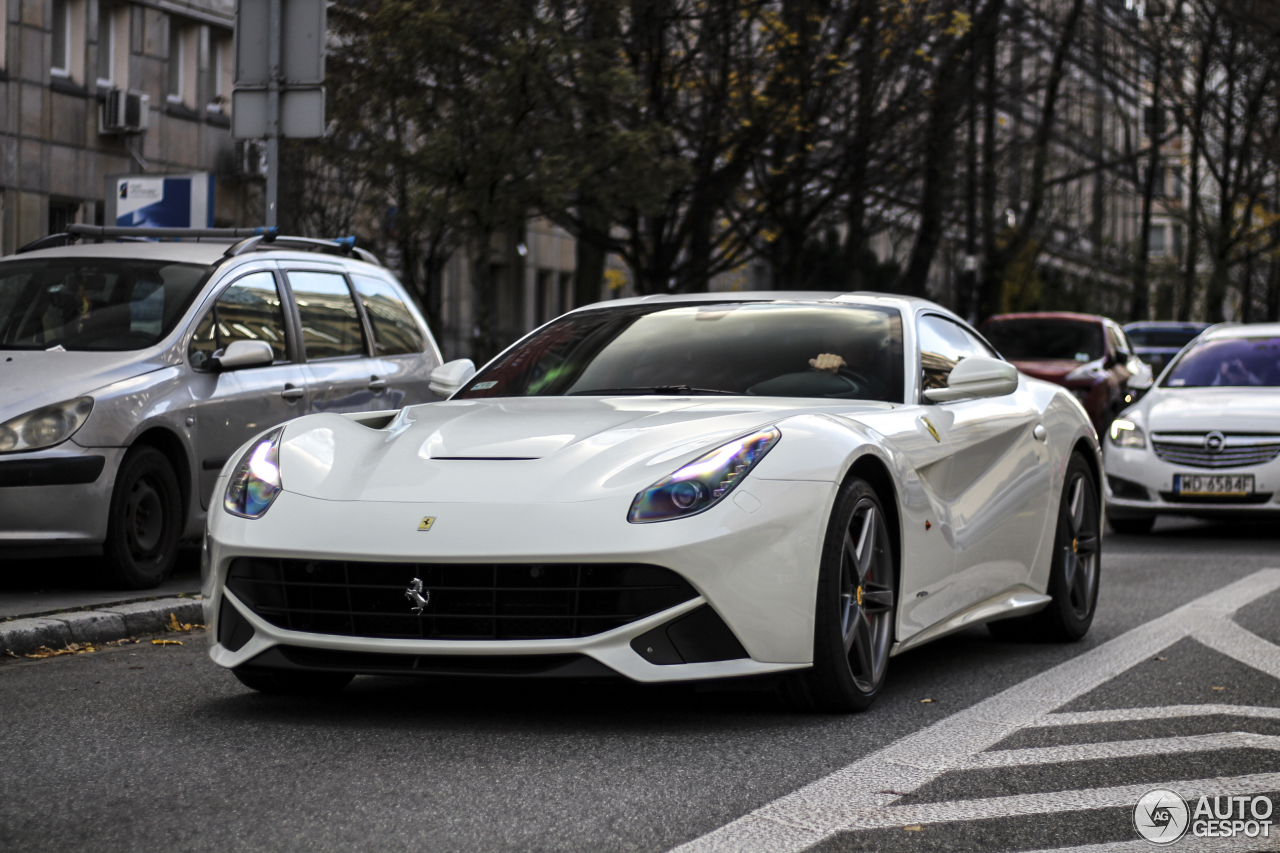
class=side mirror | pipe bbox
[429,358,476,398]
[924,356,1019,403]
[212,340,274,372]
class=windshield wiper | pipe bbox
[569,385,739,396]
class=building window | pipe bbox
[167,19,197,107]
[167,22,183,100]
[209,33,232,113]
[52,0,71,76]
[1148,224,1167,256]
[95,3,115,85]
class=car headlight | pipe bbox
[1108,419,1146,449]
[628,427,780,523]
[224,428,284,518]
[0,397,94,453]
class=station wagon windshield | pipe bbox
[456,302,904,403]
[0,258,213,351]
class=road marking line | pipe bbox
[965,732,1280,769]
[671,569,1280,853]
[1040,705,1280,726]
[1192,618,1280,681]
[834,772,1280,831]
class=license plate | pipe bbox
[1174,474,1255,496]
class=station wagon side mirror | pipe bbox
[429,359,477,398]
[212,340,274,372]
[924,356,1019,403]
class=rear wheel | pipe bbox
[102,446,183,590]
[232,668,355,695]
[784,478,897,713]
[989,453,1100,642]
[1109,515,1155,535]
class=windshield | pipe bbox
[0,258,212,351]
[456,302,904,403]
[1126,327,1203,349]
[1163,337,1280,387]
[982,319,1105,362]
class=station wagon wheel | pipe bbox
[989,452,1100,643]
[103,445,183,590]
[784,476,897,713]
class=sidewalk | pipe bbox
[0,553,205,656]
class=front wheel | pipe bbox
[990,452,1101,643]
[784,478,897,713]
[102,445,183,589]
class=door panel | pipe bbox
[188,271,310,508]
[287,270,385,414]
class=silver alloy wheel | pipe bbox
[839,500,895,692]
[1061,472,1100,621]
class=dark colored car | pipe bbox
[981,312,1152,435]
[1122,321,1210,377]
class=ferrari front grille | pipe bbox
[225,558,698,641]
[1151,433,1280,469]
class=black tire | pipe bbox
[232,667,355,695]
[783,478,897,713]
[989,453,1101,643]
[102,445,183,590]
[1109,515,1155,535]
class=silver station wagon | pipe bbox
[0,229,442,588]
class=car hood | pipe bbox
[276,395,889,504]
[1139,387,1280,433]
[0,349,165,423]
[1012,360,1088,383]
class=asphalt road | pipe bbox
[2,516,1278,853]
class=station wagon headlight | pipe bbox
[224,428,284,518]
[0,397,94,453]
[629,427,780,523]
[1108,419,1146,449]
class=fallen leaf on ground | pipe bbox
[1211,686,1227,690]
[151,639,183,646]
[25,643,97,658]
[167,613,206,633]
[920,698,935,703]
[1154,656,1167,661]
[903,825,923,832]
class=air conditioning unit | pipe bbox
[235,140,267,178]
[100,90,150,134]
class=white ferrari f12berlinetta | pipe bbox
[204,293,1103,712]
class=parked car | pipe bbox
[1104,323,1280,534]
[204,293,1102,710]
[1122,321,1210,377]
[981,312,1152,435]
[0,229,441,588]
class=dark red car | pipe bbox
[980,312,1152,435]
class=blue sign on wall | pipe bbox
[107,174,216,228]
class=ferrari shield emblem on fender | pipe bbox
[417,517,435,531]
[405,578,430,613]
[920,417,941,443]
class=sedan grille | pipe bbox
[225,558,697,641]
[1151,433,1280,469]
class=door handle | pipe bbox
[281,384,305,401]
[368,377,387,392]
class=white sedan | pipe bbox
[1105,322,1280,534]
[203,293,1101,712]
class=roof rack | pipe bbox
[14,225,381,266]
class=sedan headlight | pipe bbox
[629,427,780,523]
[0,397,94,453]
[1108,419,1146,449]
[224,428,284,518]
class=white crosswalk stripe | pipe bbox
[1020,835,1280,853]
[672,569,1280,853]
[1040,705,1280,727]
[964,732,1280,769]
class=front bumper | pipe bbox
[204,478,833,683]
[1104,444,1280,518]
[0,444,125,555]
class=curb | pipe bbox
[0,597,205,657]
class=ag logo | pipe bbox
[417,516,435,531]
[1134,789,1189,844]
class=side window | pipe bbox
[287,271,366,360]
[918,314,987,392]
[188,272,289,371]
[351,275,425,356]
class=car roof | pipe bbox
[1201,322,1280,340]
[984,311,1105,325]
[1122,321,1209,331]
[578,290,950,314]
[1,240,384,273]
